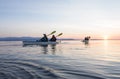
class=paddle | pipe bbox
[47,31,56,36]
[56,33,63,37]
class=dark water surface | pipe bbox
[0,40,120,79]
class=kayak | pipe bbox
[23,41,59,45]
[82,40,89,43]
[82,40,88,42]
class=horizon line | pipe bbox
[0,36,120,40]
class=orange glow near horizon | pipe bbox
[103,35,109,40]
[59,34,120,40]
[2,33,119,40]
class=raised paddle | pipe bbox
[56,33,63,37]
[47,31,56,36]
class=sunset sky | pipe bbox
[0,0,120,39]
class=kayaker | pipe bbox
[84,36,90,41]
[49,35,57,42]
[40,34,48,42]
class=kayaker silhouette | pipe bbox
[49,35,57,42]
[40,34,48,42]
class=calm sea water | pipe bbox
[0,40,120,79]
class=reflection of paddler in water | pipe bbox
[40,45,48,54]
[40,45,57,55]
[84,41,89,45]
[50,45,56,55]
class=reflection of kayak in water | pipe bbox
[82,40,89,42]
[23,41,59,45]
[82,40,89,45]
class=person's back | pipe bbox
[84,37,88,40]
[84,36,90,41]
[40,34,48,42]
[49,35,56,42]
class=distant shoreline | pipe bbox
[0,37,75,41]
[0,37,119,41]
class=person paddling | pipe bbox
[49,35,57,42]
[84,36,90,41]
[40,34,48,42]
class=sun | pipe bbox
[103,35,108,40]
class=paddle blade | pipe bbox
[51,31,56,34]
[47,31,56,36]
[57,33,63,37]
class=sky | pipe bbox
[0,0,120,39]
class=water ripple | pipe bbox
[0,60,65,79]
